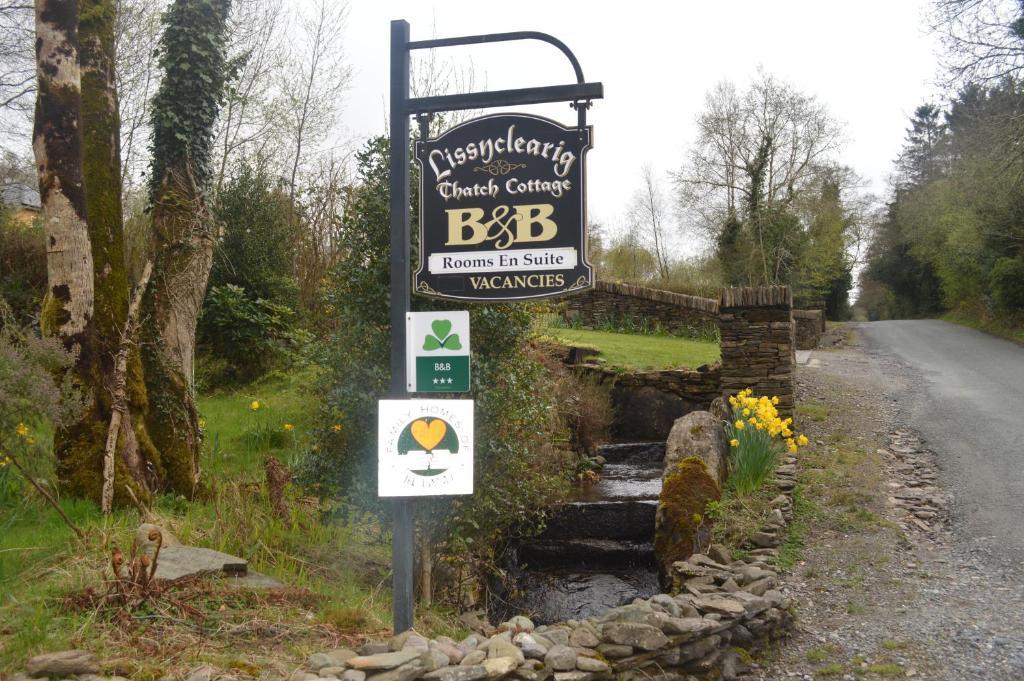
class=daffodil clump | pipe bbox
[724,388,808,494]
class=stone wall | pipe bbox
[793,309,824,350]
[288,580,792,681]
[576,364,721,441]
[564,281,718,336]
[718,286,796,418]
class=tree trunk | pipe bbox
[33,0,112,501]
[72,0,155,502]
[139,166,215,496]
[34,0,93,350]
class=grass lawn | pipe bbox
[0,366,465,675]
[543,327,720,370]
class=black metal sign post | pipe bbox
[388,19,602,634]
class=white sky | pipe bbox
[338,0,944,249]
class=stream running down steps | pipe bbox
[511,442,665,623]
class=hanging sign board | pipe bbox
[378,399,474,496]
[414,113,593,301]
[406,311,470,393]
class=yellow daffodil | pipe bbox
[249,400,261,411]
[730,438,739,447]
[15,422,28,438]
[332,424,343,432]
[742,408,750,417]
[283,423,294,432]
[797,434,809,446]
[735,420,745,430]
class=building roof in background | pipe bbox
[1,182,41,211]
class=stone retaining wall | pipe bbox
[563,281,718,336]
[288,576,793,681]
[793,310,824,350]
[718,287,796,418]
[575,364,721,441]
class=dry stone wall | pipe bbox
[792,309,824,350]
[718,287,796,418]
[563,282,718,336]
[286,581,792,681]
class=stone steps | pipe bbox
[518,538,655,570]
[595,442,666,465]
[539,499,658,542]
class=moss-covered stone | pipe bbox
[654,456,721,591]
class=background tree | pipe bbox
[669,69,866,313]
[0,0,34,128]
[933,0,1024,84]
[627,165,671,280]
[279,0,351,205]
[673,70,846,289]
[860,79,1024,322]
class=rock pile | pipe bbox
[882,430,949,539]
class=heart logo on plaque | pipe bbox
[410,418,447,452]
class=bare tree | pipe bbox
[114,0,164,194]
[212,0,286,194]
[294,152,351,316]
[0,0,35,142]
[279,0,351,205]
[410,35,482,135]
[933,0,1024,84]
[628,165,671,280]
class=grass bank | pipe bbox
[542,327,720,370]
[943,311,1024,346]
[0,368,464,676]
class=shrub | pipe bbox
[211,162,298,305]
[304,137,574,601]
[990,256,1024,315]
[0,302,85,503]
[0,212,46,325]
[197,284,302,386]
[723,388,808,495]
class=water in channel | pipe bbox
[509,442,665,623]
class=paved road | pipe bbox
[861,319,1024,566]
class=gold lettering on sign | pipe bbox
[513,204,557,243]
[445,204,558,249]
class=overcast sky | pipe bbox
[336,0,944,251]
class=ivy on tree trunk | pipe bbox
[141,0,232,496]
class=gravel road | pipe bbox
[760,321,1024,680]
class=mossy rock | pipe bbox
[654,456,721,591]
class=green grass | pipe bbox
[0,366,463,674]
[197,366,322,477]
[943,311,1024,346]
[797,401,829,423]
[542,327,720,370]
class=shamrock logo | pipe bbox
[423,319,462,351]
